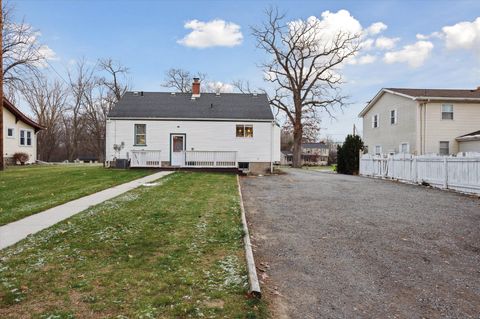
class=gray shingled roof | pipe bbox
[108,92,274,121]
[387,88,480,99]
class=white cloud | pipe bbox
[177,19,243,48]
[442,17,480,54]
[383,40,434,68]
[360,38,374,50]
[347,54,377,65]
[205,81,234,93]
[366,22,387,35]
[375,36,400,50]
[358,54,377,64]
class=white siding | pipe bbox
[423,102,480,154]
[106,119,279,164]
[362,92,418,154]
[3,106,37,163]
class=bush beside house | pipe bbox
[337,135,364,175]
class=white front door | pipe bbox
[171,134,185,166]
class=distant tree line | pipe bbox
[2,3,129,162]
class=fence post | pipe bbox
[413,157,417,184]
[443,157,448,189]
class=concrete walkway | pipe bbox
[0,171,172,250]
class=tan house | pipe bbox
[359,88,480,155]
[2,98,43,164]
[281,142,329,165]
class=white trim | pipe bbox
[399,142,409,153]
[390,109,398,125]
[359,89,415,117]
[359,88,480,118]
[19,129,33,147]
[372,113,379,128]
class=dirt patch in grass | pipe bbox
[0,172,266,318]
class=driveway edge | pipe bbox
[237,175,261,298]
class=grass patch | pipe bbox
[0,172,267,318]
[0,165,154,225]
[303,165,335,171]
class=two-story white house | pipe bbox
[105,79,281,174]
[359,88,480,155]
[2,98,43,164]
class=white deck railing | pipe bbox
[130,150,161,168]
[183,151,237,168]
[360,153,480,195]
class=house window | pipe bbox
[20,130,25,145]
[26,131,32,146]
[134,124,146,145]
[372,114,379,128]
[439,141,449,155]
[236,124,253,138]
[441,104,453,120]
[19,129,32,146]
[375,145,382,155]
[400,143,409,153]
[7,128,14,138]
[390,110,397,124]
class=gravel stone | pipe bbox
[240,168,480,319]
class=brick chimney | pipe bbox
[192,78,200,97]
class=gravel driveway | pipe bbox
[240,169,480,319]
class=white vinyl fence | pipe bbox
[360,153,480,195]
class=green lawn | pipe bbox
[0,165,154,226]
[0,172,266,318]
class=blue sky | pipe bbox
[12,0,480,141]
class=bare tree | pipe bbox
[21,75,67,161]
[63,58,94,161]
[2,2,53,92]
[161,68,206,93]
[78,58,130,162]
[252,8,360,167]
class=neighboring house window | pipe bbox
[236,124,253,138]
[390,109,397,124]
[439,141,449,155]
[7,128,14,138]
[26,131,32,146]
[400,143,409,153]
[19,130,32,146]
[375,145,382,155]
[372,114,379,128]
[441,104,453,120]
[134,124,146,145]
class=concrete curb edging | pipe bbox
[237,175,261,298]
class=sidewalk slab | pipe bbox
[0,171,172,250]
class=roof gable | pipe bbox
[108,92,274,121]
[3,98,44,131]
[359,87,480,117]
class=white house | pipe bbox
[359,88,480,155]
[2,98,43,164]
[105,79,281,174]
